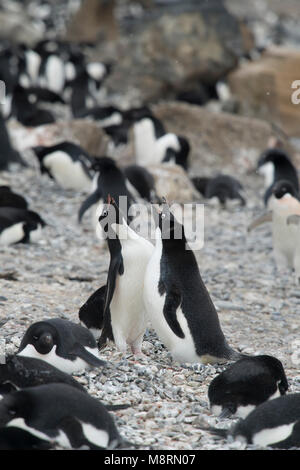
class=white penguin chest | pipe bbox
[134,119,157,165]
[43,151,91,191]
[0,222,25,245]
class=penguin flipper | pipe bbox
[69,343,106,367]
[163,286,185,339]
[78,190,102,222]
[247,212,272,232]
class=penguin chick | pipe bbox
[17,318,106,374]
[202,393,300,449]
[79,285,106,340]
[0,384,129,449]
[97,196,154,355]
[143,201,242,364]
[191,174,246,207]
[0,207,45,245]
[208,355,288,419]
[257,148,299,206]
[32,142,93,192]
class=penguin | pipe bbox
[0,111,25,170]
[17,318,106,374]
[191,174,246,207]
[0,207,45,245]
[143,201,242,364]
[124,164,161,203]
[0,426,52,450]
[78,157,135,240]
[256,148,299,206]
[0,383,129,449]
[201,393,300,449]
[97,196,154,355]
[79,285,106,340]
[131,107,190,170]
[208,355,289,419]
[0,186,28,209]
[248,180,300,283]
[75,105,124,127]
[11,84,55,127]
[0,355,86,395]
[38,52,66,94]
[32,142,93,192]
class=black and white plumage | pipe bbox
[208,355,288,419]
[191,174,246,207]
[0,112,25,170]
[32,141,93,191]
[0,207,45,245]
[0,427,52,450]
[0,383,128,449]
[124,164,160,202]
[17,318,106,374]
[0,186,28,209]
[11,85,55,127]
[203,394,300,449]
[143,202,242,364]
[79,285,106,340]
[0,355,86,395]
[78,157,136,240]
[257,148,299,206]
[97,197,154,354]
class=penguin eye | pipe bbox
[8,408,16,416]
[102,210,108,217]
[161,213,166,219]
[33,336,39,341]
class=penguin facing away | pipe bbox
[143,202,242,364]
[0,355,86,395]
[208,355,288,419]
[17,318,106,374]
[0,383,128,449]
[97,196,154,355]
[0,207,45,245]
[257,148,299,206]
[202,393,300,449]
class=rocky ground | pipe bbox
[0,150,299,450]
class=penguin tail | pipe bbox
[104,403,131,411]
[198,425,229,439]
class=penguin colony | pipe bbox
[0,6,299,453]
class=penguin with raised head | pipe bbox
[97,196,154,355]
[32,142,93,192]
[0,207,45,245]
[17,318,106,374]
[248,180,300,283]
[143,201,242,364]
[208,355,288,419]
[201,393,300,449]
[78,157,135,240]
[257,148,299,206]
[0,383,130,449]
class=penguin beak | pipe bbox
[219,407,232,419]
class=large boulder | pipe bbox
[228,47,300,137]
[92,0,253,102]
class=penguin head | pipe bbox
[257,148,292,171]
[98,195,127,238]
[19,322,57,355]
[0,390,32,427]
[272,180,298,200]
[91,156,118,174]
[154,200,185,243]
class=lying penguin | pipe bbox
[191,174,246,207]
[0,383,131,450]
[143,201,242,364]
[0,207,46,245]
[32,142,93,192]
[201,393,300,449]
[17,318,106,374]
[208,355,288,419]
[256,148,299,206]
[248,180,300,283]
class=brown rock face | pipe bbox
[228,47,300,137]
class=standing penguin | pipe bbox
[143,202,242,364]
[32,142,93,192]
[17,318,106,374]
[208,355,288,419]
[256,148,299,206]
[97,196,154,355]
[248,180,300,283]
[78,157,135,240]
